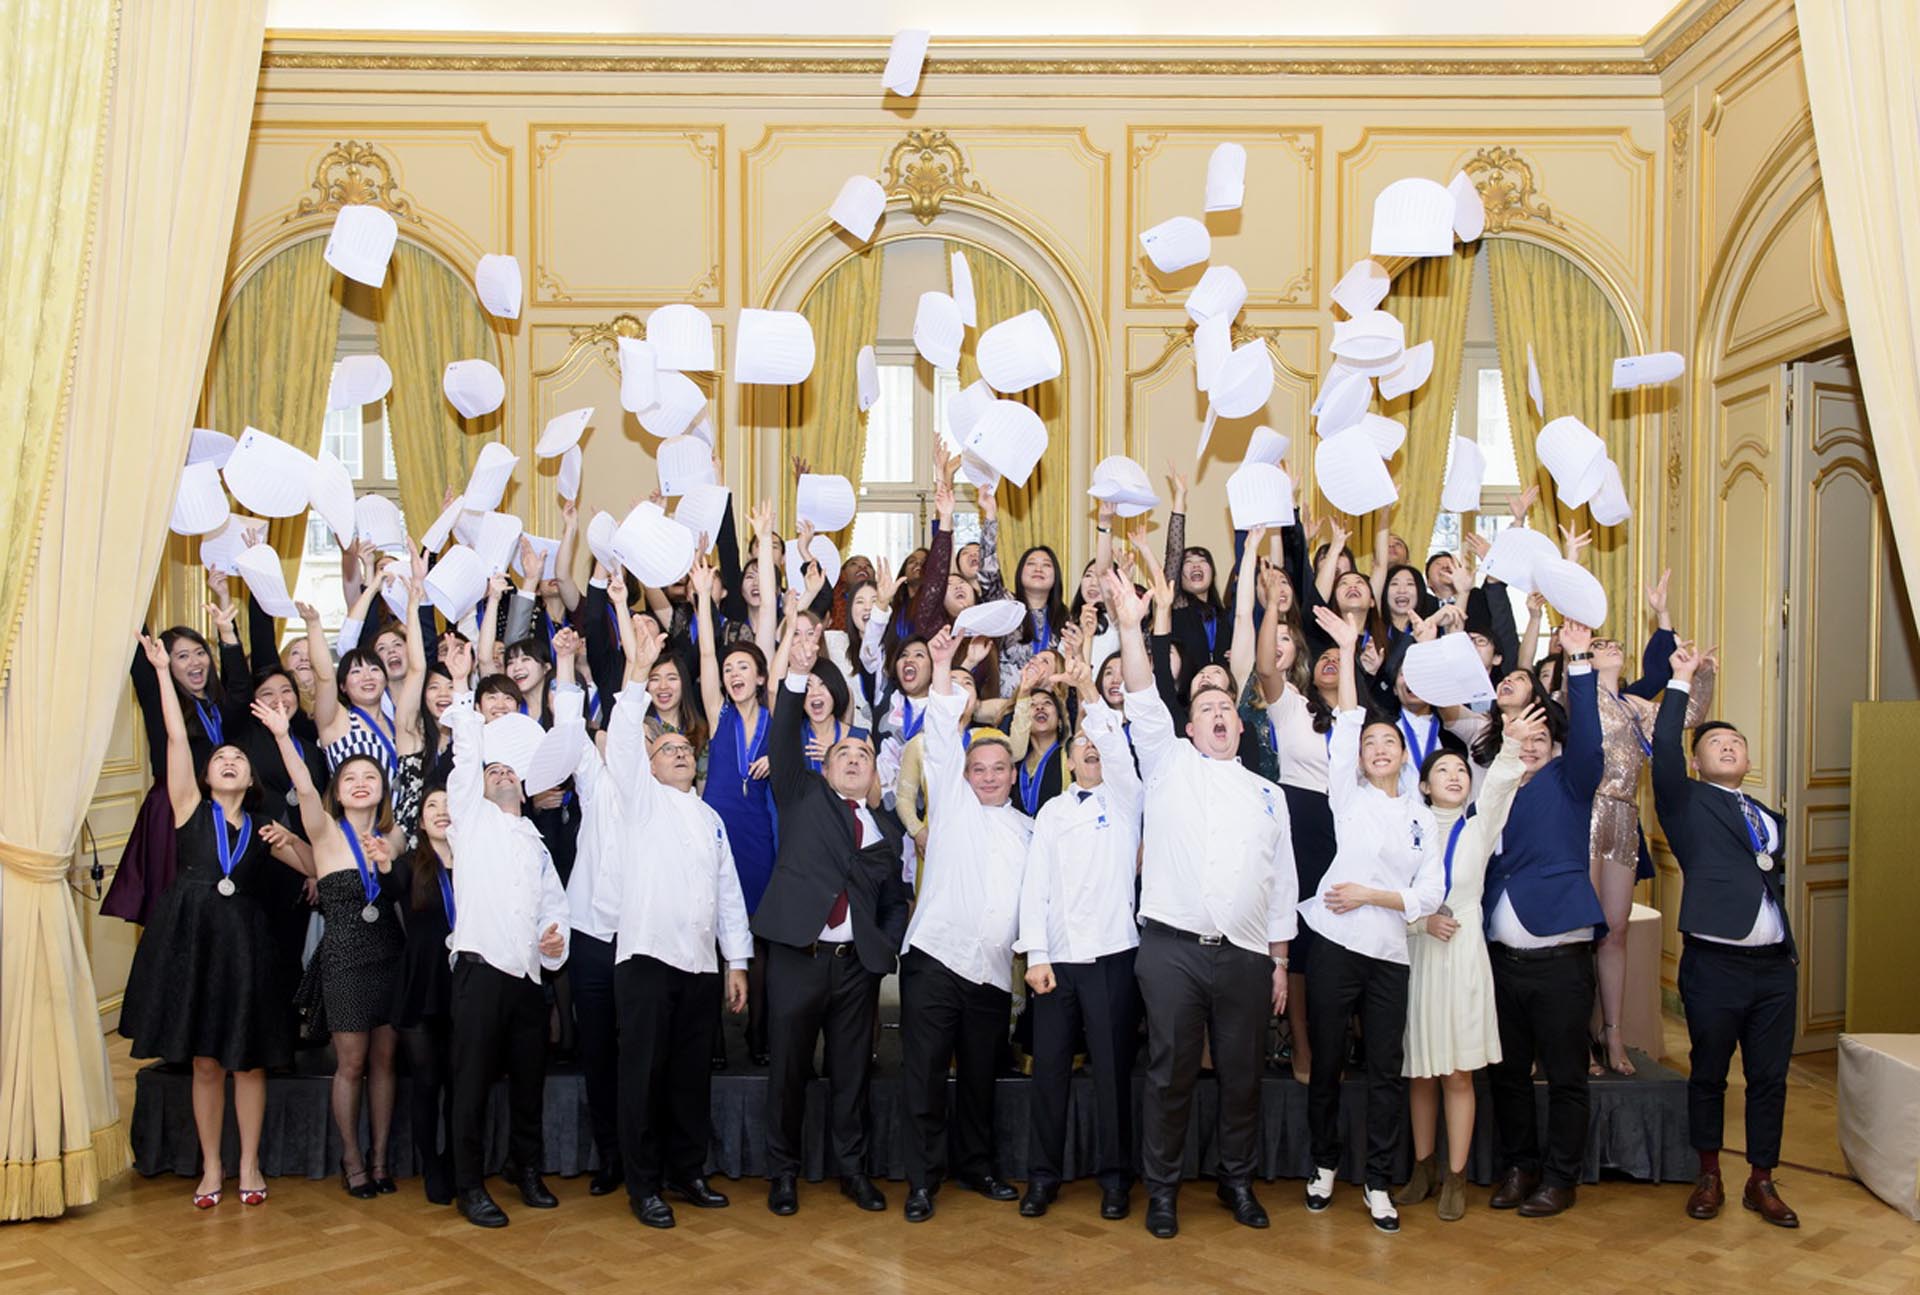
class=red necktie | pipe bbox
[828,798,861,927]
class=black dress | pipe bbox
[121,801,294,1072]
[391,858,454,1028]
[307,858,405,1033]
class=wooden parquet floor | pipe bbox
[4,1018,1915,1295]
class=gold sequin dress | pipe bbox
[1585,665,1715,872]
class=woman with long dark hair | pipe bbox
[392,785,458,1203]
[122,632,308,1208]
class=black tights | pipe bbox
[401,1020,453,1202]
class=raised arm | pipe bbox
[909,482,956,638]
[1253,564,1287,704]
[1315,518,1351,604]
[749,498,778,660]
[393,571,429,751]
[690,557,726,723]
[1369,512,1393,602]
[250,696,332,844]
[476,573,508,674]
[1558,620,1604,800]
[555,497,583,612]
[303,601,343,739]
[769,627,818,809]
[441,638,488,830]
[1162,464,1187,585]
[976,483,1005,604]
[1229,526,1266,686]
[1651,639,1702,825]
[137,633,203,826]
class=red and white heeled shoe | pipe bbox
[192,1188,222,1210]
[240,1184,268,1206]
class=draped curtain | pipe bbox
[953,243,1068,565]
[0,0,267,1220]
[1379,243,1478,564]
[202,236,345,586]
[0,0,117,686]
[379,242,499,534]
[1797,1,1920,617]
[1485,238,1633,628]
[781,246,883,539]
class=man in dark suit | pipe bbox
[1481,619,1605,1219]
[758,631,911,1217]
[1651,640,1799,1228]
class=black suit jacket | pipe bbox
[1650,689,1796,957]
[752,682,911,975]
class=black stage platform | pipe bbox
[132,1031,1692,1187]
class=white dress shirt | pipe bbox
[1693,777,1789,947]
[901,687,1033,990]
[1015,701,1141,967]
[565,683,644,942]
[445,696,572,982]
[1126,684,1298,956]
[1265,685,1330,794]
[602,684,754,976]
[1298,708,1445,965]
[1486,892,1594,949]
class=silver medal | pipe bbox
[216,877,236,897]
[361,903,380,923]
[1757,852,1774,873]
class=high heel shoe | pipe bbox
[368,1158,397,1195]
[341,1160,378,1200]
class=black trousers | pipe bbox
[1487,944,1594,1189]
[1678,938,1796,1169]
[714,936,771,1065]
[899,948,1010,1191]
[763,940,883,1178]
[1134,926,1272,1190]
[1306,939,1410,1190]
[400,1019,452,1197]
[1028,948,1139,1190]
[569,931,620,1167]
[615,954,720,1197]
[448,957,548,1191]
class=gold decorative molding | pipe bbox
[1463,145,1564,234]
[1668,110,1690,194]
[882,130,991,224]
[561,312,646,372]
[285,139,424,225]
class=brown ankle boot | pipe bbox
[1393,1154,1438,1207]
[1436,1171,1467,1221]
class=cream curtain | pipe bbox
[782,247,883,538]
[1379,243,1478,564]
[380,242,499,534]
[203,236,346,586]
[1486,238,1633,628]
[1798,1,1920,617]
[954,244,1068,564]
[0,0,117,685]
[0,0,267,1220]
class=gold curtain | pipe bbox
[0,0,267,1220]
[781,246,883,538]
[0,0,117,685]
[1798,1,1920,618]
[953,243,1068,563]
[1485,237,1633,627]
[1379,242,1478,564]
[202,236,345,585]
[379,241,499,534]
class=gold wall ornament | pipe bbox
[1463,146,1564,234]
[286,139,424,225]
[882,130,992,224]
[562,313,647,372]
[1668,110,1691,193]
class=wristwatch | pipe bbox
[1567,651,1593,663]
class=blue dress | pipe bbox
[702,701,778,914]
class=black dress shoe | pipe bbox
[512,1170,558,1209]
[768,1173,798,1216]
[1517,1183,1576,1217]
[1215,1181,1269,1228]
[1099,1184,1130,1220]
[457,1186,509,1228]
[1489,1167,1540,1210]
[904,1187,935,1223]
[589,1160,625,1197]
[423,1166,453,1208]
[955,1173,1018,1201]
[669,1176,730,1208]
[631,1193,676,1229]
[840,1174,886,1212]
[1018,1181,1057,1217]
[1144,1189,1178,1239]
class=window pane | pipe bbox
[1476,369,1520,486]
[849,511,918,570]
[292,517,347,634]
[1425,511,1460,563]
[378,402,397,481]
[931,365,961,449]
[861,364,916,484]
[322,406,363,478]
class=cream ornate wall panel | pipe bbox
[530,125,723,307]
[960,130,1110,315]
[1696,30,1808,268]
[1706,369,1780,798]
[1335,128,1658,342]
[1126,127,1319,312]
[234,126,513,272]
[1124,324,1317,562]
[1877,542,1920,704]
[743,127,923,310]
[1805,459,1877,784]
[529,320,727,536]
[1803,878,1848,1030]
[1721,188,1841,370]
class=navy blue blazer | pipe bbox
[1483,666,1607,939]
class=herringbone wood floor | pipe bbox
[3,1019,1913,1295]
